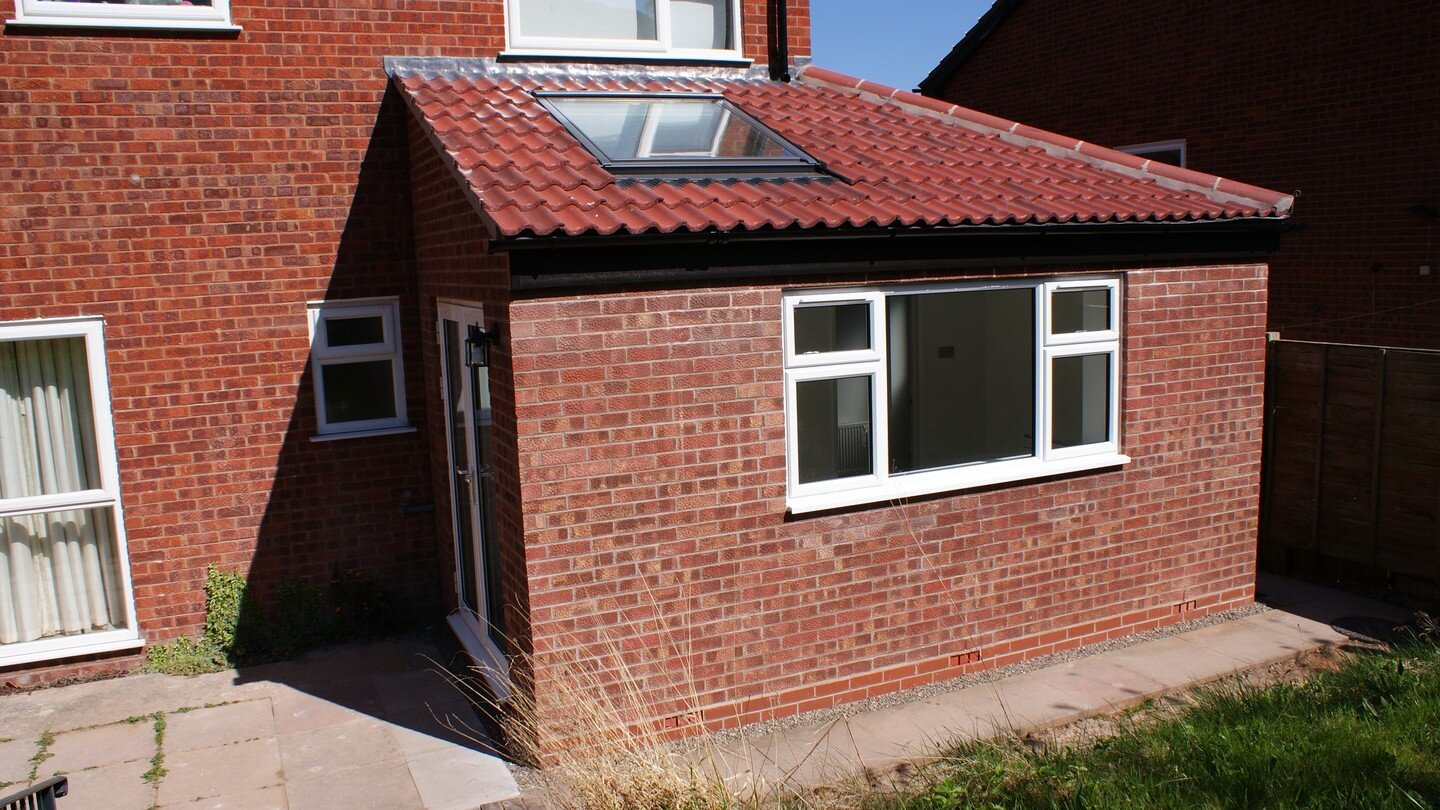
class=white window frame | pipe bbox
[0,317,142,667]
[783,277,1129,514]
[306,298,413,441]
[1116,139,1187,168]
[504,0,745,61]
[6,0,237,32]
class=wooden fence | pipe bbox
[1261,340,1440,584]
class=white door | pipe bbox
[437,302,508,682]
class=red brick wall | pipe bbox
[0,0,808,682]
[931,1,1440,349]
[508,262,1266,736]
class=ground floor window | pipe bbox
[306,298,411,440]
[783,277,1126,513]
[0,318,138,665]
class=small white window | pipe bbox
[0,317,141,667]
[6,0,237,32]
[1117,139,1186,168]
[505,0,743,60]
[307,299,410,439]
[783,278,1126,513]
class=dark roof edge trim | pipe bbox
[491,216,1293,252]
[916,0,1024,96]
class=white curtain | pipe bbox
[0,337,124,645]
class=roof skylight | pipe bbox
[538,93,821,177]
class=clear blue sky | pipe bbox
[811,0,994,91]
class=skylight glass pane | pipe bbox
[517,0,657,41]
[545,96,808,169]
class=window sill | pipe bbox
[5,16,240,31]
[498,49,751,66]
[309,425,417,443]
[786,452,1132,515]
[0,630,144,669]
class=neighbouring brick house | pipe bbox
[4,0,1290,741]
[919,0,1440,350]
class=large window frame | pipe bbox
[6,0,237,32]
[504,0,744,61]
[0,317,141,667]
[783,277,1127,514]
[306,298,413,441]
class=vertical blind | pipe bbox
[0,337,125,645]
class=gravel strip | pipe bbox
[700,601,1274,745]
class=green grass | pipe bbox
[894,642,1440,810]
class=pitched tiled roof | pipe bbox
[389,59,1292,240]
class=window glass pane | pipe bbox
[0,507,126,644]
[548,97,797,163]
[0,337,101,499]
[888,289,1035,473]
[321,361,397,424]
[518,0,657,41]
[796,376,872,484]
[1051,289,1110,334]
[1052,353,1111,448]
[671,0,729,49]
[650,102,725,155]
[794,303,870,355]
[324,315,385,348]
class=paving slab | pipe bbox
[1026,655,1166,709]
[0,736,38,785]
[161,785,287,809]
[268,682,384,737]
[42,717,156,776]
[48,757,155,810]
[278,717,405,781]
[157,737,283,807]
[406,745,520,810]
[1101,635,1249,686]
[285,758,424,810]
[374,669,472,718]
[1176,615,1319,665]
[386,706,497,759]
[166,700,275,753]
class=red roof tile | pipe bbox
[391,61,1293,239]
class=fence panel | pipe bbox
[1261,340,1440,583]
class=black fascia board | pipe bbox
[500,218,1291,291]
[916,0,1025,97]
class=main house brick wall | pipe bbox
[508,263,1266,735]
[1,0,808,682]
[930,0,1440,349]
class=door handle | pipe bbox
[455,467,473,484]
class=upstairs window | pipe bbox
[538,94,820,177]
[783,278,1126,513]
[506,0,741,59]
[6,0,236,31]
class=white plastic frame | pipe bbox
[306,297,410,438]
[504,0,744,61]
[0,316,142,667]
[783,277,1129,514]
[7,0,237,32]
[1116,139,1187,168]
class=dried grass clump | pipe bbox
[447,636,736,810]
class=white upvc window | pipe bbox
[6,0,237,32]
[505,0,744,61]
[783,277,1127,514]
[306,298,412,440]
[0,317,141,667]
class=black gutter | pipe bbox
[503,219,1293,292]
[490,217,1290,253]
[768,0,790,82]
[916,0,1024,96]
